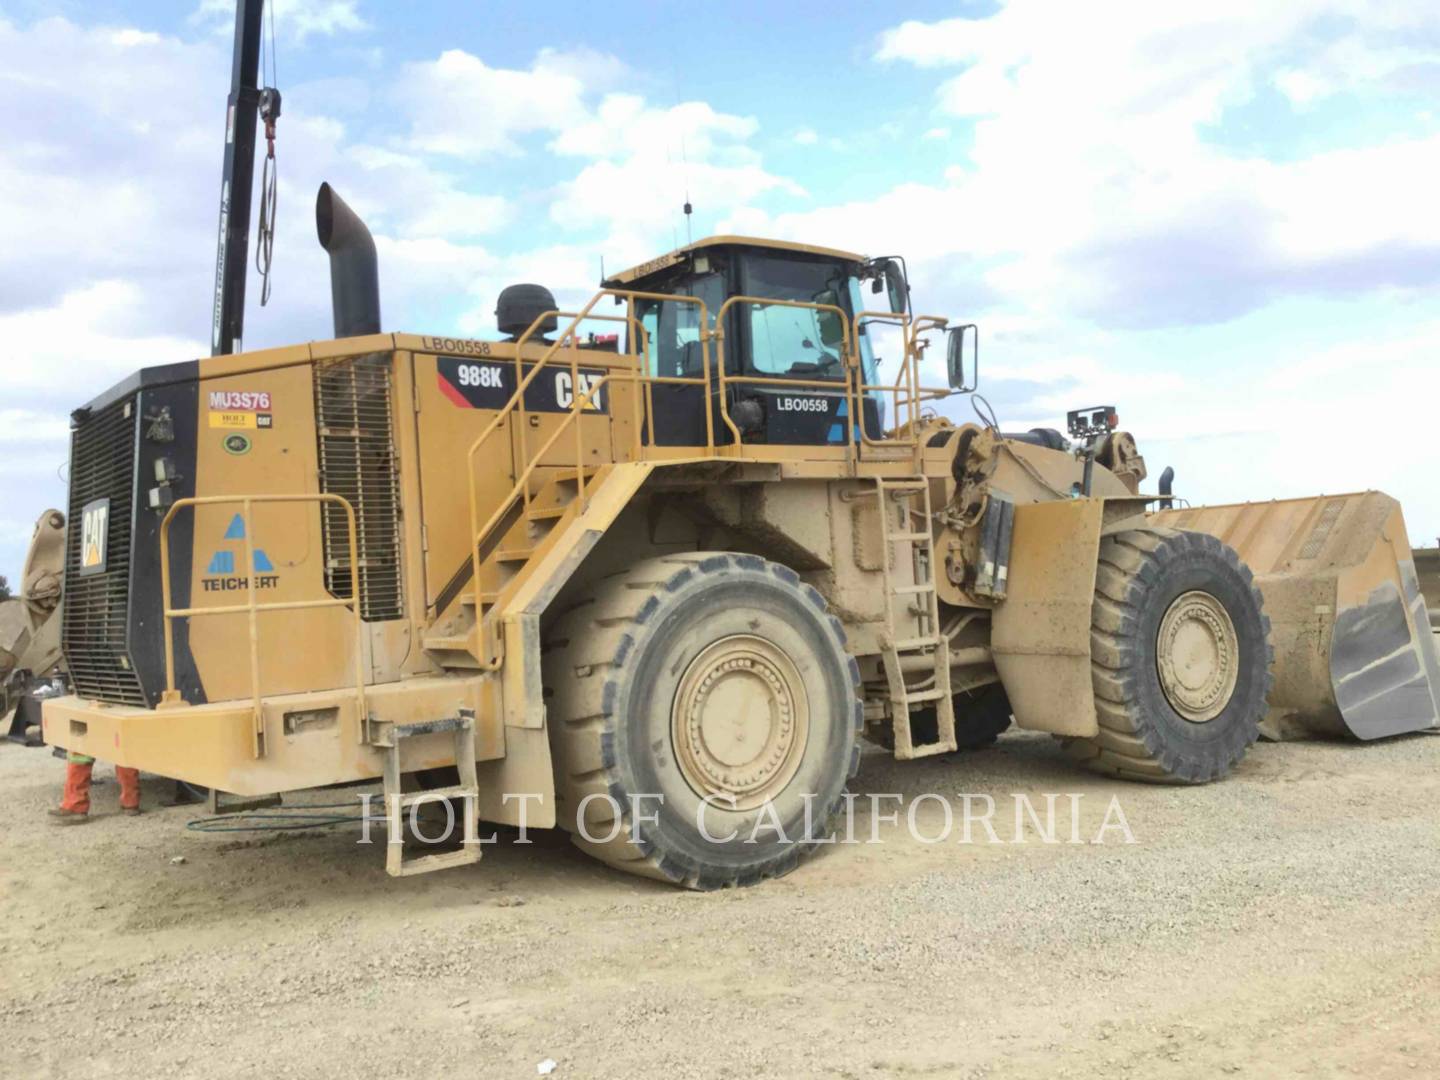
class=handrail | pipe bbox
[468,371,617,668]
[508,309,639,517]
[852,310,955,456]
[462,290,714,641]
[852,309,914,449]
[158,493,366,759]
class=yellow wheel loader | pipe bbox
[41,185,1439,886]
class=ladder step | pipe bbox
[894,583,935,595]
[459,591,500,607]
[494,548,534,563]
[552,469,599,488]
[398,784,476,808]
[388,847,481,878]
[391,716,471,739]
[896,738,958,761]
[526,504,569,521]
[879,480,929,491]
[892,636,944,651]
[906,689,946,703]
[423,634,473,652]
[890,531,931,542]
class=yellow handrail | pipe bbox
[852,310,914,448]
[469,371,618,667]
[158,493,366,759]
[851,310,955,454]
[462,290,714,641]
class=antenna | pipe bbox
[681,135,693,245]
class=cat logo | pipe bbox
[79,498,110,576]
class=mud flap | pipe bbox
[1153,492,1440,741]
[990,499,1105,737]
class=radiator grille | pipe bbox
[314,356,403,621]
[62,398,146,706]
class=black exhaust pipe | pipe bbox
[1158,465,1175,510]
[315,182,380,338]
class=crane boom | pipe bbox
[210,0,265,356]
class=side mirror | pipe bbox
[946,324,977,391]
[883,258,908,315]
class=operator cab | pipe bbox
[604,237,907,447]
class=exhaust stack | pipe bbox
[315,183,380,339]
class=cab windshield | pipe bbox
[632,251,881,391]
[738,253,878,389]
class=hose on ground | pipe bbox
[185,800,384,833]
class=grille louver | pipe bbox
[314,355,403,621]
[62,398,146,706]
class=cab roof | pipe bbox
[603,235,866,287]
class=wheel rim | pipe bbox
[1156,590,1239,723]
[671,634,810,811]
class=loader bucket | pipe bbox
[1152,492,1440,740]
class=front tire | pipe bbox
[1066,528,1273,783]
[543,552,862,888]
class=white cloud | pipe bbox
[1273,69,1330,106]
[1273,37,1440,106]
[392,47,799,257]
[861,3,1440,329]
[533,46,632,93]
[191,0,367,43]
[0,281,206,394]
[396,48,591,157]
[793,127,819,146]
[922,127,951,140]
[548,96,802,259]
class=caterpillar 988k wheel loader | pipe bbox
[42,184,1439,886]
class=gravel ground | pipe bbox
[3,728,1439,1079]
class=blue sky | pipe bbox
[0,1,1438,579]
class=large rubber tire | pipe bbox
[1065,528,1272,783]
[543,552,863,889]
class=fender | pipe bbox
[990,498,1105,736]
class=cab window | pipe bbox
[636,273,724,378]
[739,254,851,381]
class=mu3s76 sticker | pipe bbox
[207,389,274,430]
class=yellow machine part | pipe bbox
[1153,492,1440,740]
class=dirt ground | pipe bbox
[3,728,1439,1080]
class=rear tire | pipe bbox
[543,552,863,888]
[1065,528,1272,783]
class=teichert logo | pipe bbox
[202,513,279,592]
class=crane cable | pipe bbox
[255,108,278,305]
[255,0,280,306]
